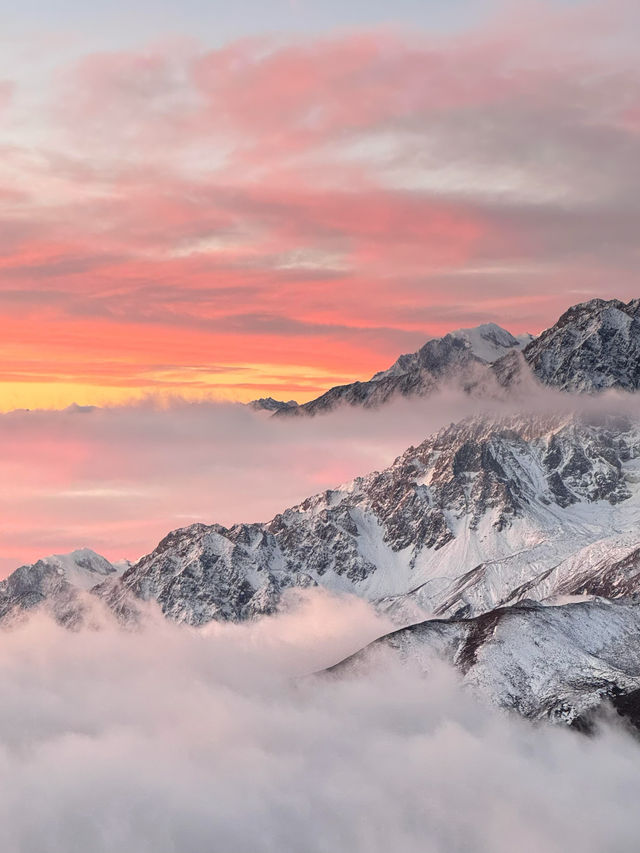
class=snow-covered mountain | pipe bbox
[5,406,640,728]
[280,323,532,416]
[4,411,640,632]
[524,298,640,392]
[328,597,640,729]
[0,549,121,625]
[279,298,640,416]
[74,412,640,629]
[374,323,532,379]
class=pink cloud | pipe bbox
[1,1,640,407]
[0,80,13,112]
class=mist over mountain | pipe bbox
[328,597,640,730]
[248,397,299,413]
[279,321,533,416]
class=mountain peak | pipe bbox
[0,548,121,625]
[43,548,120,589]
[281,321,532,416]
[248,397,299,413]
[524,297,640,391]
[445,322,532,364]
[379,322,529,380]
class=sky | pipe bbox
[1,0,640,409]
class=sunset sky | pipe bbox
[2,0,640,410]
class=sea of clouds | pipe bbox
[1,590,640,853]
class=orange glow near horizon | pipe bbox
[0,364,369,411]
[3,0,640,574]
[0,311,420,410]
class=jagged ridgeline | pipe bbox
[274,297,640,415]
[4,411,640,629]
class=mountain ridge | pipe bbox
[75,412,640,632]
[5,409,640,630]
[280,321,533,416]
[278,298,640,416]
[326,596,640,728]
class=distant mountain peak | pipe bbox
[278,297,640,417]
[248,397,299,412]
[282,322,533,416]
[373,322,530,382]
[448,322,532,363]
[0,548,122,626]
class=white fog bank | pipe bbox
[1,591,640,853]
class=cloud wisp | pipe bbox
[3,384,640,575]
[0,391,491,572]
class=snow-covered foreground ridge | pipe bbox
[5,411,640,631]
[326,597,640,728]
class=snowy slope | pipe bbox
[328,597,640,727]
[42,548,122,589]
[524,298,640,392]
[374,322,530,379]
[0,549,121,624]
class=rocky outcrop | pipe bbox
[524,298,640,392]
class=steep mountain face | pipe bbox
[0,549,119,626]
[328,598,640,728]
[524,298,640,392]
[3,413,640,630]
[280,324,531,416]
[82,413,640,627]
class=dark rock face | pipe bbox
[609,687,640,732]
[522,298,640,392]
